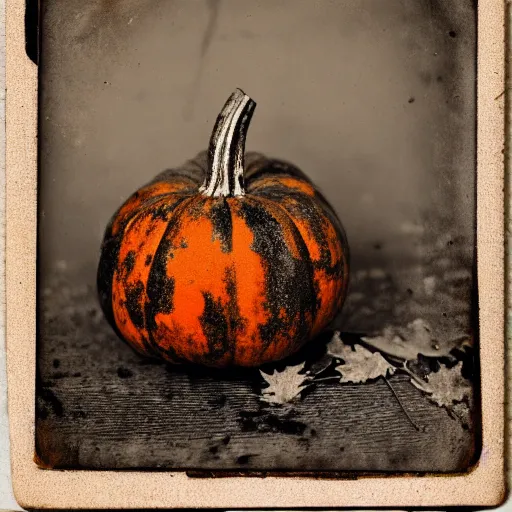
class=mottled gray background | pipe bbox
[39,0,475,280]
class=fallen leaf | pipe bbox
[326,330,349,358]
[451,401,473,429]
[411,361,472,407]
[259,362,310,405]
[361,318,462,360]
[328,333,395,384]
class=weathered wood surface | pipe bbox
[36,232,477,473]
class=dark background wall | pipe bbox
[38,0,476,282]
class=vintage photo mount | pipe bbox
[5,0,507,508]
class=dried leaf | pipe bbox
[451,401,473,429]
[328,334,395,384]
[361,318,462,361]
[411,362,472,407]
[259,362,310,405]
[326,330,350,358]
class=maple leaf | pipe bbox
[411,361,472,407]
[328,333,395,384]
[360,318,464,361]
[259,362,310,405]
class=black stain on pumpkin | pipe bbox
[145,254,152,266]
[199,292,231,363]
[210,199,233,252]
[124,281,145,329]
[223,265,246,341]
[254,185,343,279]
[146,255,175,315]
[145,198,193,329]
[238,198,317,355]
[123,251,136,275]
[97,234,124,330]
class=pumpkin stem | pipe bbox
[200,88,257,197]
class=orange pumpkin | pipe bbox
[97,89,349,367]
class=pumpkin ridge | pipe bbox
[248,191,348,339]
[250,185,344,277]
[143,196,199,362]
[98,193,186,342]
[238,195,317,360]
[222,264,245,364]
[247,194,320,347]
[110,180,195,237]
[112,195,195,359]
[198,291,232,365]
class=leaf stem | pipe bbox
[383,377,421,431]
[311,376,340,384]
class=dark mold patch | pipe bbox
[117,367,133,379]
[238,198,316,354]
[199,292,231,363]
[223,265,246,343]
[122,251,136,275]
[124,281,145,329]
[210,199,233,252]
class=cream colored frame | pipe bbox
[5,0,507,508]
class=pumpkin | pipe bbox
[97,89,350,367]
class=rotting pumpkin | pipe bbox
[97,89,350,368]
